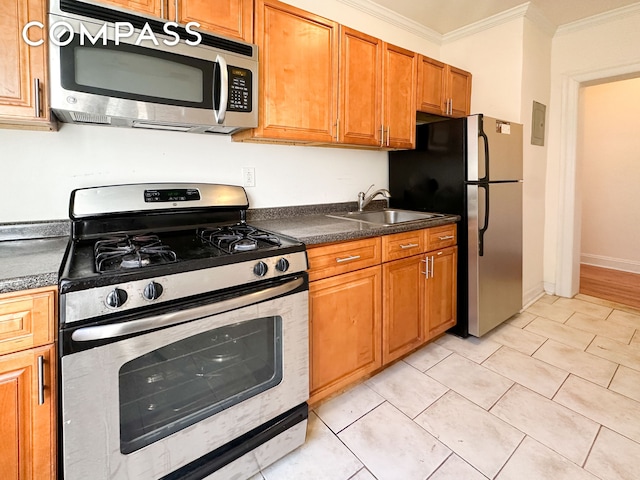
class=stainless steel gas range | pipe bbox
[57,183,309,480]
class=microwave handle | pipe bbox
[214,55,228,124]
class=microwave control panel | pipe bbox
[228,67,252,112]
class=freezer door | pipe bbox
[467,182,523,337]
[468,115,523,182]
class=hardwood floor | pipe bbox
[580,264,640,309]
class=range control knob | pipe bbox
[253,261,268,277]
[143,282,163,301]
[106,288,128,308]
[275,258,290,272]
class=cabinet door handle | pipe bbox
[335,118,339,142]
[380,125,384,147]
[430,255,435,278]
[175,0,179,22]
[37,355,45,405]
[386,126,390,147]
[160,0,164,18]
[336,255,361,263]
[400,243,419,249]
[33,78,41,118]
[438,235,455,241]
[421,258,429,278]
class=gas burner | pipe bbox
[199,224,281,254]
[94,234,177,272]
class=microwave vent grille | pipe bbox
[70,112,111,125]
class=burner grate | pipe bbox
[94,234,177,272]
[199,224,281,254]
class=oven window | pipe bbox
[118,316,283,454]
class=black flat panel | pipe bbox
[389,118,470,337]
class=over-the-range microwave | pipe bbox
[47,0,258,134]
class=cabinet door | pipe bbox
[383,43,416,149]
[448,66,472,118]
[252,0,338,142]
[426,246,457,339]
[173,0,253,41]
[309,266,381,404]
[0,345,55,480]
[416,55,446,115]
[382,254,426,364]
[93,0,163,17]
[0,0,52,128]
[338,27,382,147]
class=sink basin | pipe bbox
[327,209,445,226]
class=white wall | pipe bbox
[520,18,552,304]
[441,19,525,121]
[544,8,640,295]
[1,125,387,221]
[1,0,444,223]
[579,77,640,273]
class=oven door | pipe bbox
[59,275,308,480]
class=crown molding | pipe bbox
[442,3,530,43]
[336,0,442,45]
[555,2,640,36]
[524,2,557,37]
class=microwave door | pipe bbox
[214,55,228,124]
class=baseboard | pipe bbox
[543,281,555,296]
[580,254,640,274]
[523,283,546,309]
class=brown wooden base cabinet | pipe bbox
[309,266,382,404]
[308,225,457,405]
[307,238,382,404]
[0,287,57,480]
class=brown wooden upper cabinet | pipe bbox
[339,28,416,149]
[235,1,416,149]
[382,43,417,149]
[338,28,383,147]
[235,0,339,143]
[95,0,254,41]
[417,54,471,118]
[0,0,54,130]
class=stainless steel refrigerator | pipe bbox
[389,114,523,337]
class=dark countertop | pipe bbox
[0,236,68,294]
[250,212,459,245]
[0,203,459,294]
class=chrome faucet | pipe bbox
[357,184,391,211]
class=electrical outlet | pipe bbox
[242,167,256,187]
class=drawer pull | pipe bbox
[400,243,419,249]
[438,235,455,241]
[336,255,361,263]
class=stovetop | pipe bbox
[59,223,305,292]
[58,183,309,325]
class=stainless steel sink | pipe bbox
[326,209,445,226]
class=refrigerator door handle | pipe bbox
[478,117,490,182]
[478,184,489,257]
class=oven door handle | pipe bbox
[71,276,305,342]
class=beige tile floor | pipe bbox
[254,294,640,480]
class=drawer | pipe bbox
[382,230,426,262]
[0,287,56,356]
[425,224,457,251]
[307,237,381,281]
